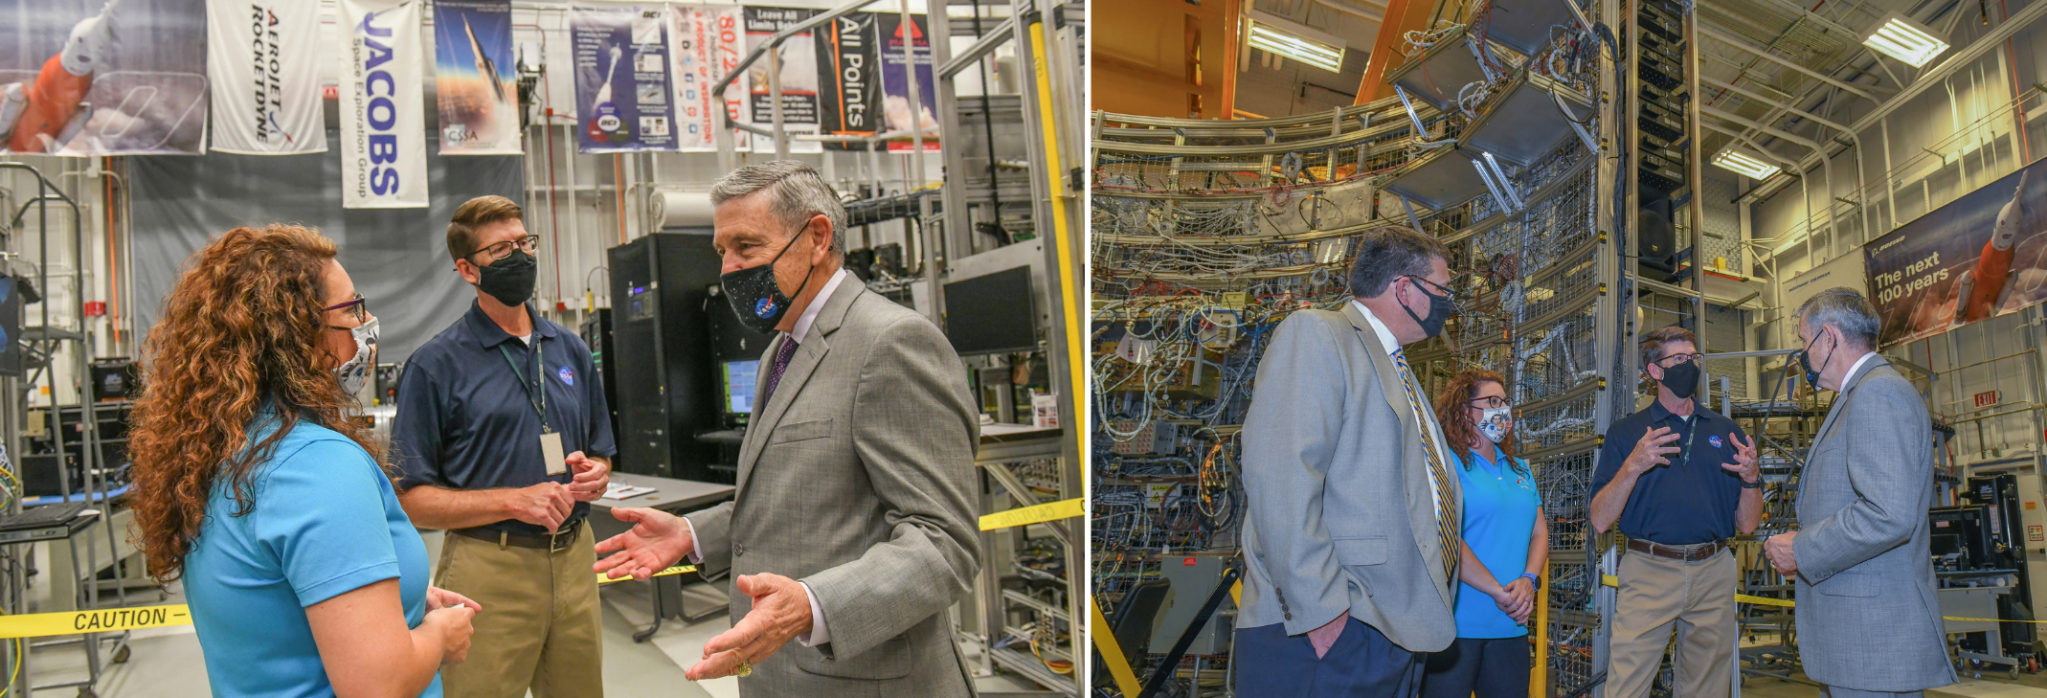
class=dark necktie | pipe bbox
[759,335,800,405]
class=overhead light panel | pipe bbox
[1245,12,1345,73]
[1862,14,1948,68]
[1711,148,1780,180]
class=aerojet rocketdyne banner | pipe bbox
[669,4,747,152]
[571,3,679,153]
[207,0,324,154]
[1867,156,2047,347]
[338,0,429,208]
[0,0,209,156]
[433,0,522,155]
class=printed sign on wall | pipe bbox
[815,12,879,150]
[571,2,680,153]
[433,0,522,155]
[668,4,747,152]
[744,6,823,153]
[208,0,324,154]
[877,13,939,152]
[1867,156,2047,346]
[0,0,210,155]
[339,0,429,208]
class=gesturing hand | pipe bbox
[1625,426,1683,475]
[593,508,695,581]
[688,573,815,680]
[566,452,611,502]
[503,482,574,533]
[1720,432,1760,483]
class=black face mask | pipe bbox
[474,249,538,307]
[1400,275,1457,340]
[1658,358,1700,400]
[721,227,815,334]
[1797,331,1834,388]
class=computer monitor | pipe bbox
[942,266,1037,355]
[722,360,759,415]
[1931,533,1963,558]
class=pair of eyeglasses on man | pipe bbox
[1468,396,1509,409]
[469,235,542,262]
[1655,352,1702,367]
[325,293,369,329]
[1404,275,1465,311]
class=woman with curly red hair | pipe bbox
[1420,369,1547,698]
[129,225,476,698]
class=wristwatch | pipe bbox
[1519,572,1542,591]
[1741,478,1764,489]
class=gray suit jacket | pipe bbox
[685,282,982,697]
[1236,304,1460,652]
[1792,356,1955,691]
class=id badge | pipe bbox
[541,431,568,475]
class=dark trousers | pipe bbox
[1234,618,1425,698]
[1420,637,1532,698]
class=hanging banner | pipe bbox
[0,0,209,156]
[571,3,679,153]
[339,0,429,208]
[433,0,521,155]
[876,13,939,152]
[1868,156,2047,347]
[207,0,324,154]
[815,12,879,151]
[668,4,747,152]
[744,6,823,154]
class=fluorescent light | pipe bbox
[1711,148,1780,180]
[1245,18,1345,73]
[1862,14,1948,68]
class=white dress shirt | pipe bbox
[685,267,850,646]
[1844,351,1877,389]
[1352,300,1446,516]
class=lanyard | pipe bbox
[498,339,550,433]
[1667,413,1702,467]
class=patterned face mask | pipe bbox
[1476,405,1512,443]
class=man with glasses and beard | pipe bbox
[1590,326,1762,698]
[390,195,615,698]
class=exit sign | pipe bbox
[1977,390,2000,408]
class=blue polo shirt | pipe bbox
[1451,444,1542,639]
[1591,399,1749,545]
[392,301,616,536]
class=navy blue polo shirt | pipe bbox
[1590,399,1749,545]
[391,301,616,536]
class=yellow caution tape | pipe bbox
[0,605,192,639]
[1601,573,1793,607]
[1090,598,1143,697]
[596,564,697,585]
[980,498,1085,531]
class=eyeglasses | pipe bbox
[1655,352,1702,367]
[1468,396,1509,409]
[469,235,542,263]
[325,293,369,328]
[1404,275,1464,312]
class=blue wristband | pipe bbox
[1519,573,1539,584]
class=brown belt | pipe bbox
[451,518,584,552]
[1626,538,1726,562]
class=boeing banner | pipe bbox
[339,0,429,208]
[1867,156,2047,347]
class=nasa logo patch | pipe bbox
[755,297,778,318]
[558,365,574,386]
[1708,435,1724,448]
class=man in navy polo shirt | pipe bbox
[391,195,615,698]
[1590,325,1761,698]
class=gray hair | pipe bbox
[710,161,848,257]
[1797,287,1880,350]
[1350,226,1451,298]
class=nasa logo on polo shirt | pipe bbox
[558,365,574,386]
[1708,435,1724,448]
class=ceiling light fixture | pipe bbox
[1711,148,1781,180]
[1245,12,1345,73]
[1862,14,1948,68]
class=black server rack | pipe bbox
[1968,473,2038,655]
[607,233,727,481]
[578,308,621,454]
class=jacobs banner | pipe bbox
[207,0,324,154]
[668,4,746,152]
[744,6,823,153]
[0,0,210,155]
[1868,156,2047,346]
[339,0,429,208]
[571,3,679,153]
[433,0,522,155]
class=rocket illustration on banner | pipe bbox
[1959,170,2028,324]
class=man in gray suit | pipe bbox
[591,161,982,696]
[1763,287,1954,697]
[1234,226,1464,697]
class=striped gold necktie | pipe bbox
[1391,348,1461,585]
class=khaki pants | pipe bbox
[1607,546,1736,698]
[436,525,604,698]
